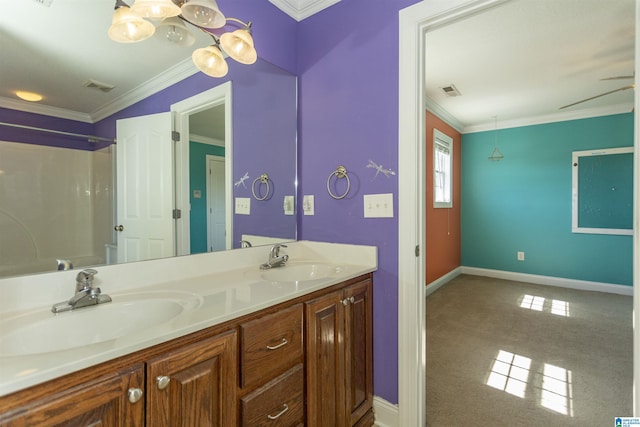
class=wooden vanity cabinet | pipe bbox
[0,364,145,427]
[305,277,374,427]
[0,273,373,427]
[146,330,238,427]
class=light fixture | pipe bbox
[108,0,257,78]
[180,0,226,28]
[219,19,257,65]
[15,91,43,102]
[488,115,504,162]
[108,0,155,43]
[131,0,181,21]
[155,17,195,46]
[192,44,228,77]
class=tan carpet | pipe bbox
[426,274,633,426]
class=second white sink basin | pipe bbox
[259,262,342,283]
[0,291,202,356]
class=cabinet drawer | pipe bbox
[240,304,303,388]
[241,364,304,427]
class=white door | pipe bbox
[206,155,226,252]
[115,112,175,263]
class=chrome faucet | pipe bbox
[260,244,289,270]
[51,269,112,313]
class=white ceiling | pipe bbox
[0,0,634,130]
[424,0,636,132]
[0,0,339,124]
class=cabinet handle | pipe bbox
[266,338,288,350]
[128,387,143,403]
[156,375,171,390]
[267,403,289,420]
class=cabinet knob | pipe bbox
[349,296,355,304]
[128,387,143,403]
[267,403,289,420]
[156,375,171,390]
[114,225,124,232]
[341,296,355,306]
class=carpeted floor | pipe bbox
[426,274,633,426]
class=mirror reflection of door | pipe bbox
[115,112,175,263]
[206,155,226,252]
[187,104,227,254]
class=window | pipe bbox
[433,129,453,208]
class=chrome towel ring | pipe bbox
[252,173,271,200]
[327,165,351,200]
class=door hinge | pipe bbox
[172,209,182,219]
[171,130,180,141]
[415,245,420,257]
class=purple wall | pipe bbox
[297,0,418,404]
[0,107,97,151]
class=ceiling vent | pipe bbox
[83,79,115,93]
[32,0,54,6]
[440,84,461,97]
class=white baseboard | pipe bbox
[426,267,462,297]
[373,396,398,427]
[461,267,633,296]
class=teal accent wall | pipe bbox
[189,141,225,254]
[461,113,634,286]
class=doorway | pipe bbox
[398,0,639,424]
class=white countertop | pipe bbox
[0,241,377,397]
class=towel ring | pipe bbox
[327,166,351,200]
[252,173,271,201]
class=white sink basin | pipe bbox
[0,291,202,356]
[259,263,342,283]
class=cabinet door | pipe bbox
[343,279,374,426]
[0,364,145,427]
[147,330,237,427]
[305,290,346,427]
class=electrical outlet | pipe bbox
[235,197,251,215]
[517,251,525,261]
[363,193,394,218]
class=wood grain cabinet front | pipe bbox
[240,363,304,427]
[305,277,374,427]
[0,364,145,427]
[146,330,238,427]
[239,304,303,389]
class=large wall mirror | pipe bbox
[0,3,298,279]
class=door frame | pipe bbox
[171,82,233,256]
[398,0,639,424]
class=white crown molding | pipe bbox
[189,134,224,147]
[0,96,93,123]
[269,0,341,21]
[462,103,634,134]
[90,58,200,123]
[424,96,464,132]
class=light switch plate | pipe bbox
[303,195,315,215]
[284,195,295,215]
[363,193,394,218]
[235,197,251,215]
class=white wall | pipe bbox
[0,141,112,276]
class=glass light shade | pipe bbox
[181,0,226,28]
[15,91,43,102]
[220,29,257,64]
[155,17,195,46]
[192,45,228,77]
[131,0,181,21]
[108,6,155,43]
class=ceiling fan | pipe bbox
[559,74,635,110]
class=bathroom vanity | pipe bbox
[0,241,376,427]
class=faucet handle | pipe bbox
[76,269,98,288]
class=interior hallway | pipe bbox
[426,274,633,426]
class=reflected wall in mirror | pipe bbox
[0,58,297,278]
